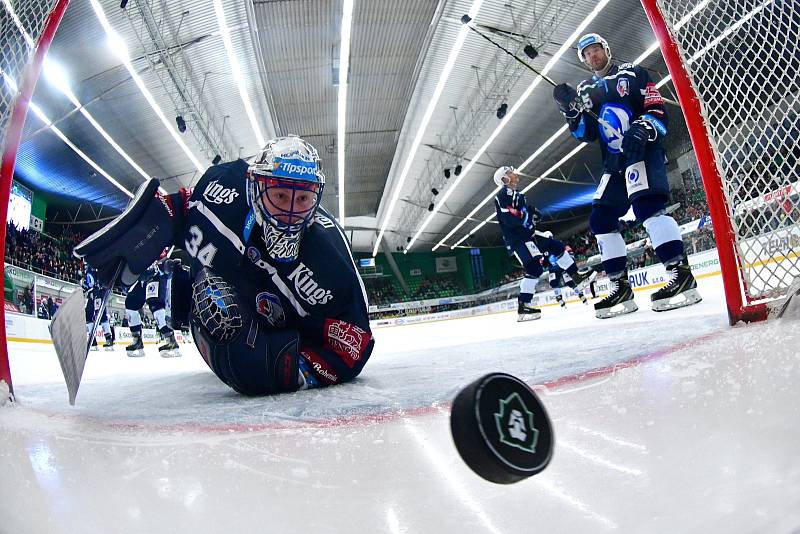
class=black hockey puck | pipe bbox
[460,14,472,24]
[450,373,553,484]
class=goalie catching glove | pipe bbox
[73,179,180,287]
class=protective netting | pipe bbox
[1,0,60,155]
[655,0,800,304]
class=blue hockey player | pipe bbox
[542,248,589,308]
[82,268,114,350]
[123,258,180,358]
[552,33,701,318]
[74,135,374,395]
[494,166,593,321]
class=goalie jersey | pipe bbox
[167,160,374,387]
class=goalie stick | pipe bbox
[51,261,124,405]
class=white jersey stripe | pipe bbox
[188,200,309,317]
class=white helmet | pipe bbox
[247,135,325,263]
[577,33,611,66]
[493,165,514,187]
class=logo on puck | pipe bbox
[494,392,539,453]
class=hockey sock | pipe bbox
[127,309,142,329]
[643,214,684,266]
[153,308,168,330]
[519,276,537,303]
[556,252,578,276]
[595,232,627,279]
[101,321,111,336]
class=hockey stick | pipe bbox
[51,260,125,405]
[461,15,626,147]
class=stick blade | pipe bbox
[50,288,90,405]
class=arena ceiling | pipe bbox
[12,0,682,253]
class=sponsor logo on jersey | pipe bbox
[158,193,175,218]
[203,180,239,205]
[324,319,369,368]
[255,291,286,327]
[300,349,338,384]
[287,263,334,305]
[246,246,261,263]
[627,168,640,183]
[272,157,318,179]
[616,78,629,97]
[644,83,663,106]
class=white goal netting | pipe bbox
[656,0,800,305]
[1,0,61,152]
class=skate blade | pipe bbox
[517,313,541,322]
[159,350,182,358]
[104,347,114,351]
[127,350,145,358]
[652,289,702,312]
[595,300,639,319]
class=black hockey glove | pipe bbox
[553,83,580,117]
[74,179,177,287]
[622,118,658,162]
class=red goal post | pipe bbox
[641,0,800,324]
[1,0,71,400]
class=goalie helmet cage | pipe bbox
[641,0,800,325]
[1,0,71,398]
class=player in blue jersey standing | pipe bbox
[552,33,701,318]
[74,135,374,395]
[494,166,593,321]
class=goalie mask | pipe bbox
[247,135,325,263]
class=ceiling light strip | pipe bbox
[90,0,205,174]
[213,0,265,147]
[448,143,586,249]
[31,105,134,198]
[370,0,486,257]
[406,0,612,252]
[6,0,163,195]
[433,125,570,250]
[337,0,354,228]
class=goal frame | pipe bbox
[0,0,71,399]
[640,0,769,325]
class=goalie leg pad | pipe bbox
[190,268,301,395]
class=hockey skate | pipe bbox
[651,262,702,312]
[578,291,588,304]
[517,301,542,322]
[126,332,145,358]
[90,339,99,351]
[555,294,566,308]
[158,333,181,358]
[595,277,638,319]
[103,335,114,351]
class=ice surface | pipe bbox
[2,274,799,533]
